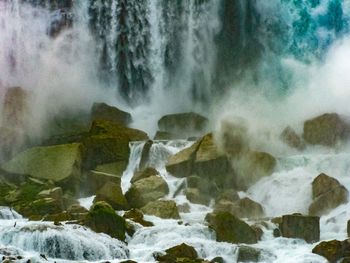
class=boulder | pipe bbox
[233,151,276,190]
[141,200,180,219]
[27,197,65,219]
[94,161,128,177]
[215,190,240,203]
[139,140,153,169]
[94,182,129,210]
[154,131,175,140]
[237,246,262,262]
[83,120,148,169]
[123,208,153,227]
[187,176,215,196]
[214,198,264,219]
[166,140,201,178]
[312,239,350,263]
[91,102,132,126]
[131,167,159,184]
[85,170,122,194]
[37,187,63,201]
[205,211,257,244]
[165,243,198,259]
[84,201,126,241]
[309,174,348,216]
[2,143,83,194]
[126,175,169,208]
[280,214,320,243]
[158,112,208,137]
[303,113,350,146]
[280,126,305,150]
[185,188,211,206]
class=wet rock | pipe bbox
[309,173,348,216]
[214,198,264,219]
[131,167,159,184]
[303,113,350,146]
[237,246,262,262]
[94,182,129,210]
[94,161,128,177]
[84,201,126,241]
[158,112,208,138]
[84,170,122,195]
[280,214,320,243]
[27,197,65,219]
[91,102,132,126]
[185,188,211,206]
[126,175,169,208]
[2,143,83,194]
[123,208,153,227]
[166,140,201,178]
[215,189,240,203]
[67,204,88,214]
[210,257,224,263]
[205,211,257,244]
[139,140,153,169]
[141,200,180,219]
[165,243,198,260]
[154,131,175,140]
[83,120,148,169]
[280,126,305,150]
[312,239,350,263]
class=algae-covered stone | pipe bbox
[91,102,132,126]
[280,214,320,243]
[205,211,257,244]
[2,143,82,193]
[141,200,180,219]
[84,201,126,241]
[126,175,169,208]
[303,113,350,146]
[94,182,129,210]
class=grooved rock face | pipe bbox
[303,113,350,146]
[205,211,257,244]
[309,173,348,216]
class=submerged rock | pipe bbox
[312,239,350,263]
[84,201,126,241]
[91,102,132,126]
[280,214,320,243]
[141,200,180,219]
[206,211,257,244]
[158,112,208,138]
[309,173,348,216]
[126,175,169,208]
[303,113,350,146]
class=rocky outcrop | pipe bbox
[205,211,257,244]
[91,102,132,126]
[94,182,129,210]
[141,200,180,219]
[83,201,126,241]
[280,214,320,243]
[158,112,208,138]
[312,239,350,263]
[309,173,348,216]
[2,143,83,194]
[126,175,169,208]
[303,113,350,146]
[280,126,305,150]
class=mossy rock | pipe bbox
[123,208,154,227]
[205,211,257,244]
[185,188,211,206]
[25,197,64,219]
[141,200,180,219]
[84,201,126,241]
[94,182,129,210]
[312,239,349,263]
[2,143,83,194]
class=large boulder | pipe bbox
[280,214,320,243]
[155,243,199,262]
[309,173,348,216]
[312,239,350,263]
[2,143,83,194]
[158,112,208,138]
[141,200,180,219]
[214,198,264,219]
[94,182,129,210]
[303,113,350,146]
[91,102,132,126]
[130,167,159,184]
[205,211,257,244]
[83,120,148,169]
[83,201,126,241]
[125,175,169,208]
[85,170,122,194]
[123,208,153,227]
[280,126,305,150]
